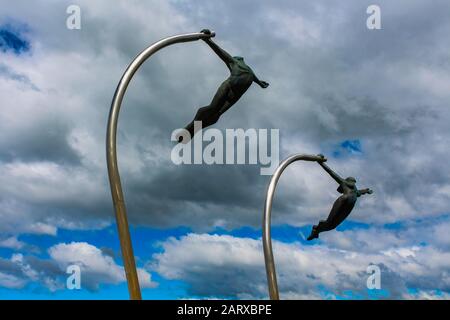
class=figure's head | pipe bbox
[345,176,356,187]
[233,56,244,61]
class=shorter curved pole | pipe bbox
[263,153,326,300]
[107,31,215,300]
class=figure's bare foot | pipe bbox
[307,226,319,241]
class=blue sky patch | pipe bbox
[333,139,362,158]
[0,24,30,55]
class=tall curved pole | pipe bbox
[263,153,326,300]
[107,31,215,300]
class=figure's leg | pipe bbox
[182,105,221,140]
[307,219,333,241]
[315,219,334,233]
[307,197,344,241]
[179,81,231,143]
[306,220,322,241]
[218,99,235,115]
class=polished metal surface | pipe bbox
[106,32,215,300]
[263,153,326,300]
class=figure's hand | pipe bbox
[316,154,327,162]
[367,189,373,194]
[259,81,269,89]
[200,29,213,41]
[200,29,212,35]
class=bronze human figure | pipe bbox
[307,158,373,240]
[178,29,269,143]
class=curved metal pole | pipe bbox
[263,153,326,300]
[106,31,215,300]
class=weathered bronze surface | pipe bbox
[179,29,269,143]
[307,157,373,241]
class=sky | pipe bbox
[0,0,450,300]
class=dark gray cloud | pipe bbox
[0,253,65,290]
[0,0,449,235]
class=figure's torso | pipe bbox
[226,59,254,97]
[230,59,253,75]
[340,183,358,203]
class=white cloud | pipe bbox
[0,241,156,292]
[152,233,450,299]
[0,236,25,250]
[0,271,27,289]
[404,290,450,300]
[48,242,124,285]
[48,242,157,290]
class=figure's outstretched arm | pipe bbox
[200,30,234,69]
[318,162,344,185]
[253,74,269,89]
[357,188,373,197]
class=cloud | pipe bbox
[151,233,450,299]
[0,271,27,289]
[404,290,450,300]
[0,236,25,250]
[0,0,450,298]
[0,242,156,292]
[49,242,157,290]
[0,0,448,236]
[0,63,38,90]
[0,253,63,291]
[48,242,124,290]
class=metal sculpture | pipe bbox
[178,29,269,143]
[262,153,373,299]
[107,31,215,299]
